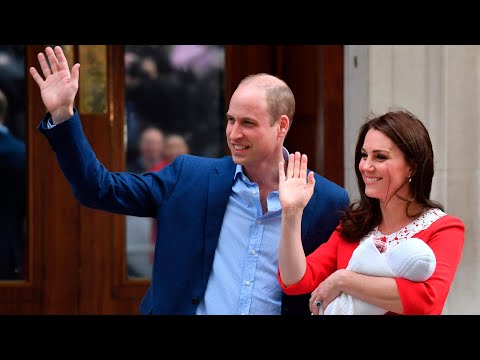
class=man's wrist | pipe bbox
[51,107,75,124]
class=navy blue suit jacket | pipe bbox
[39,111,349,315]
[0,129,26,279]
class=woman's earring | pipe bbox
[408,177,412,183]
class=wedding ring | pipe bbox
[315,300,322,308]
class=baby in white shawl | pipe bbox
[323,235,436,315]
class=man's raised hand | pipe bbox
[29,46,80,124]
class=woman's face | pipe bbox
[359,129,412,203]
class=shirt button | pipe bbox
[257,220,261,224]
[251,190,257,195]
[251,250,256,255]
[245,281,251,286]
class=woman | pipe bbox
[278,109,465,315]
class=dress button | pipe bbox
[192,297,199,305]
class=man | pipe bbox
[30,46,349,315]
[163,133,189,164]
[127,125,167,174]
[0,88,26,279]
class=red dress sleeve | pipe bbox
[278,225,344,295]
[395,215,465,314]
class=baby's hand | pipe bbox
[373,236,387,253]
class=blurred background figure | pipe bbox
[127,125,167,174]
[149,133,190,172]
[164,133,189,163]
[0,88,26,280]
[126,125,168,277]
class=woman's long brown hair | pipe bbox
[340,109,444,242]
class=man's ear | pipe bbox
[278,115,289,138]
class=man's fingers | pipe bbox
[29,67,44,87]
[37,52,51,78]
[71,63,81,83]
[55,46,69,72]
[46,46,59,73]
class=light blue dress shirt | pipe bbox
[196,148,290,315]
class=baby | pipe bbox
[322,235,436,315]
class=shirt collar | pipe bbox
[234,147,290,181]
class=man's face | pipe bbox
[226,85,282,170]
[164,135,189,162]
[140,128,164,163]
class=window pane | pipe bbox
[124,45,225,279]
